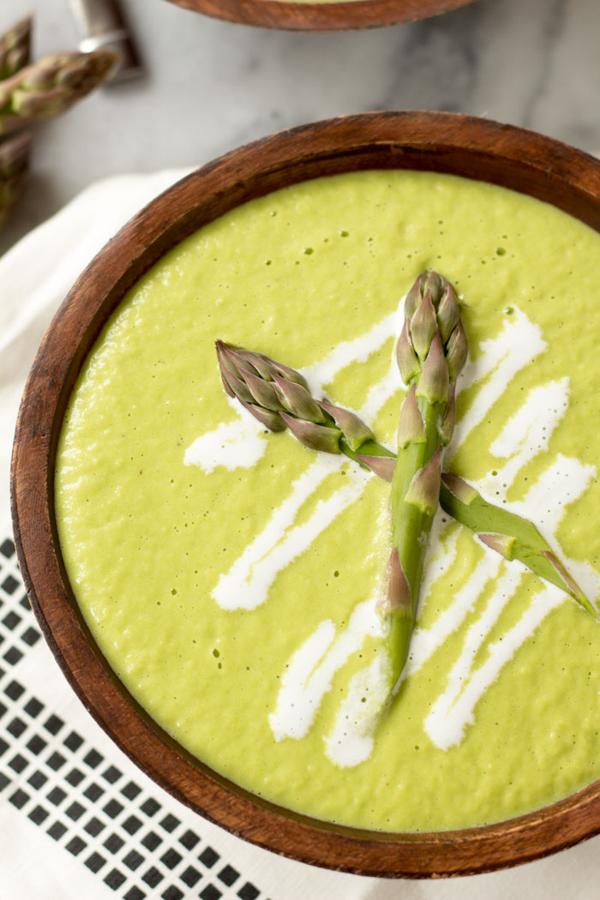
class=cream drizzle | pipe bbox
[449,307,545,452]
[184,399,266,473]
[393,376,597,753]
[404,549,503,679]
[425,565,524,748]
[207,312,401,612]
[269,597,384,742]
[213,455,367,611]
[425,583,564,749]
[183,304,597,763]
[303,311,397,395]
[324,651,391,767]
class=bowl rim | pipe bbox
[166,0,476,32]
[11,111,600,878]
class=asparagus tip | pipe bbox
[417,332,450,404]
[441,472,478,505]
[438,385,456,445]
[280,412,342,454]
[396,319,420,384]
[404,447,442,517]
[379,548,412,616]
[356,454,395,482]
[240,400,285,433]
[410,287,438,361]
[397,384,426,449]
[479,532,515,559]
[446,321,468,382]
[319,399,374,452]
[543,551,596,616]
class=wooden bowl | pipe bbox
[166,0,477,32]
[11,112,600,878]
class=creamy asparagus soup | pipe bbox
[56,170,600,832]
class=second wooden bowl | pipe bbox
[166,0,477,32]
[11,112,600,877]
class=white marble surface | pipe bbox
[1,0,599,253]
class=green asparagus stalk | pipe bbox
[0,130,31,228]
[440,473,594,614]
[215,330,592,616]
[0,50,115,138]
[354,458,592,613]
[382,271,467,683]
[0,16,32,80]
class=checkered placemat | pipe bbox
[0,535,268,900]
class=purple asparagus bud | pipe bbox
[273,375,327,424]
[240,401,285,432]
[409,288,438,361]
[215,340,377,457]
[479,532,516,559]
[397,385,426,449]
[319,399,374,452]
[280,413,342,454]
[441,472,478,505]
[355,454,396,482]
[244,370,281,411]
[542,551,590,607]
[438,385,456,446]
[446,322,468,383]
[396,320,420,385]
[403,275,422,321]
[378,548,412,617]
[0,16,32,80]
[417,333,450,404]
[437,282,460,344]
[0,50,116,137]
[236,350,275,381]
[404,448,442,517]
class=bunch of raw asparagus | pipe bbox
[217,270,594,696]
[0,17,115,230]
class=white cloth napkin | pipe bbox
[0,171,598,900]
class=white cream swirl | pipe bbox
[184,304,598,764]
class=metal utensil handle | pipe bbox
[68,0,142,82]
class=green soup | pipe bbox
[55,170,600,832]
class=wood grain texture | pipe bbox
[166,0,476,31]
[11,112,600,878]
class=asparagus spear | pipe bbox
[0,16,32,80]
[0,130,31,228]
[215,335,591,615]
[440,473,594,614]
[0,50,115,138]
[0,17,34,227]
[216,339,383,459]
[355,455,592,612]
[381,271,467,683]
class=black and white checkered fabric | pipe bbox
[0,536,267,900]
